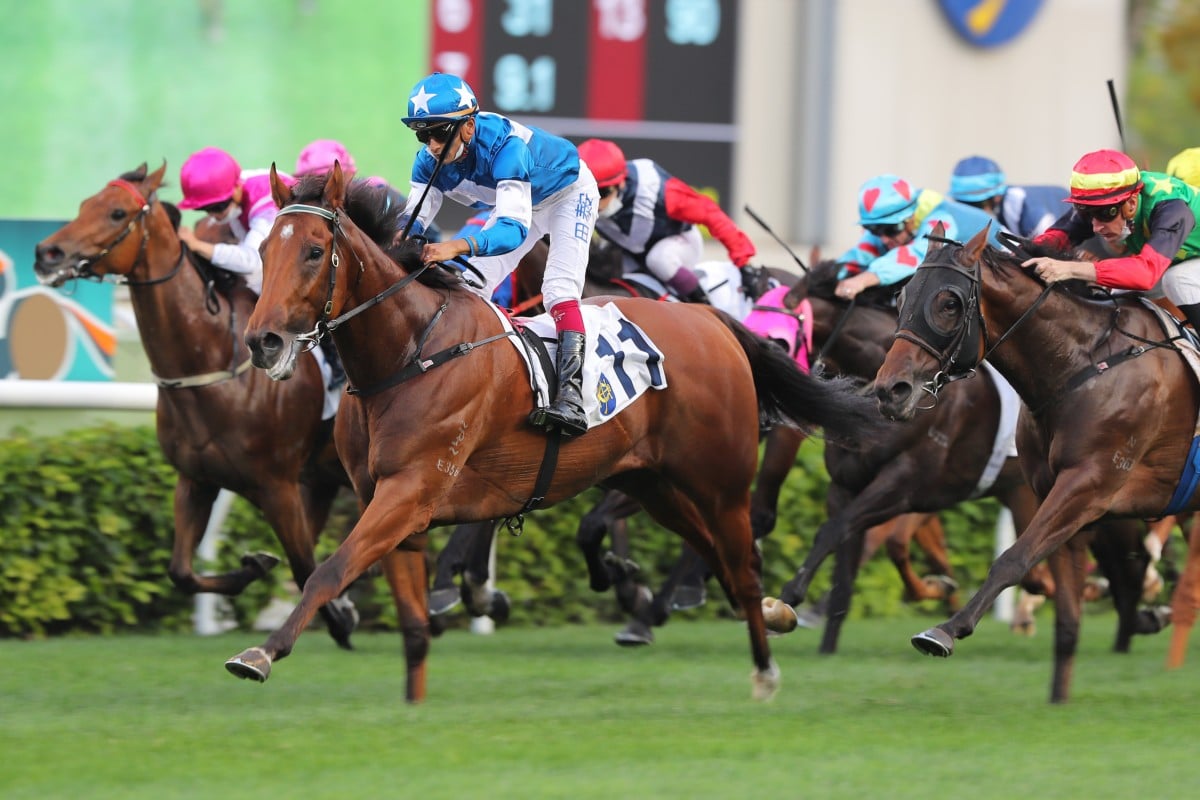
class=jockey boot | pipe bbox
[319,338,346,389]
[529,330,588,436]
[1178,302,1200,332]
[683,286,712,305]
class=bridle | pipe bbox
[275,203,429,353]
[71,179,185,287]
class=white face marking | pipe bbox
[280,223,294,240]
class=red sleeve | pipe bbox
[1093,249,1173,291]
[663,177,756,267]
[1032,229,1070,250]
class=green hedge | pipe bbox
[0,424,1001,638]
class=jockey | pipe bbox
[948,155,1070,237]
[176,146,291,296]
[176,146,345,393]
[576,138,757,304]
[295,138,442,242]
[835,174,1001,301]
[1025,148,1200,330]
[398,72,598,437]
[1166,146,1200,188]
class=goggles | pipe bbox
[413,121,459,145]
[1074,202,1123,222]
[864,221,906,238]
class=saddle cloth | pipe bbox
[1142,299,1200,437]
[484,301,669,432]
[970,361,1020,498]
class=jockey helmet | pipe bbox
[178,147,241,210]
[1166,147,1200,189]
[857,174,919,225]
[1067,149,1143,206]
[402,72,479,129]
[295,139,356,176]
[577,139,628,188]
[949,156,1008,202]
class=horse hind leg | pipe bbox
[632,484,778,700]
[1166,514,1200,669]
[167,478,281,596]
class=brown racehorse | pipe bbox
[227,163,884,700]
[765,259,1163,666]
[874,227,1200,701]
[33,163,370,650]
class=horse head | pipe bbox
[874,225,990,420]
[246,161,431,382]
[34,162,168,287]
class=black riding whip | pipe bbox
[1107,79,1127,152]
[744,205,808,274]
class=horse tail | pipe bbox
[716,309,884,442]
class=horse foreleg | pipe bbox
[577,489,635,592]
[819,530,866,654]
[167,477,280,595]
[1045,535,1088,704]
[912,478,1104,664]
[461,521,510,623]
[378,533,431,703]
[429,523,474,615]
[750,427,805,541]
[1087,520,1153,652]
[1166,514,1200,669]
[226,485,428,683]
[649,541,709,624]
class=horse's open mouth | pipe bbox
[34,261,80,289]
[265,336,302,381]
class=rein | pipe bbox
[277,202,517,398]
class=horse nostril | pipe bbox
[35,243,63,265]
[260,332,284,356]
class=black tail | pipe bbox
[717,310,885,443]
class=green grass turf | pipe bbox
[0,613,1194,799]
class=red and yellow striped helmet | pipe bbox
[1068,149,1142,206]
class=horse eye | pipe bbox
[306,245,323,261]
[110,208,127,222]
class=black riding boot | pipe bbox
[319,338,346,389]
[530,330,588,436]
[1178,302,1200,332]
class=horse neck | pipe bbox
[812,298,894,379]
[978,259,1110,407]
[128,209,240,378]
[332,232,462,388]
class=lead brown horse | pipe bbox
[874,227,1200,701]
[227,163,884,700]
[31,163,386,651]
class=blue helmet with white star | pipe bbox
[403,72,479,129]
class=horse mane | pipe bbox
[289,174,465,292]
[805,258,901,310]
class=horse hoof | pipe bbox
[225,647,272,682]
[428,587,462,616]
[670,585,707,611]
[761,597,799,634]
[1136,605,1172,634]
[488,591,512,624]
[614,620,654,647]
[911,628,955,657]
[241,551,281,579]
[322,596,359,651]
[751,660,781,702]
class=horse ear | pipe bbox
[963,223,990,264]
[145,162,167,193]
[925,221,948,256]
[270,163,293,209]
[325,160,347,209]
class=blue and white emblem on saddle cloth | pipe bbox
[485,302,667,432]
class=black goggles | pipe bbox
[864,221,905,237]
[1074,202,1122,222]
[599,185,620,199]
[413,121,459,144]
[198,199,233,215]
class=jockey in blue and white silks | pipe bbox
[949,155,1070,238]
[833,174,1004,302]
[399,72,599,437]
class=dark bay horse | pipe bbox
[874,227,1200,700]
[32,163,370,649]
[228,163,884,700]
[763,260,1161,667]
